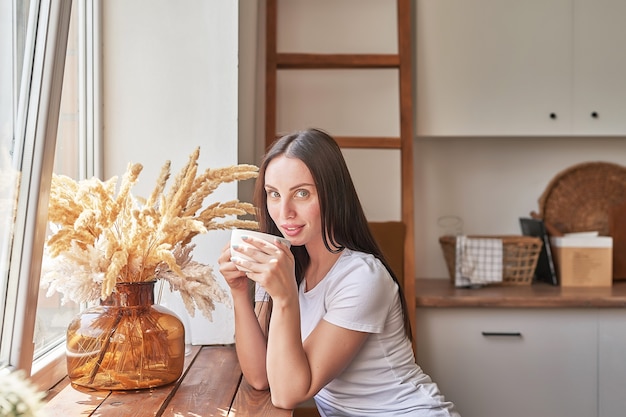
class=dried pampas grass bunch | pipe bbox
[41,147,258,320]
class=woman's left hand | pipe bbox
[230,236,297,300]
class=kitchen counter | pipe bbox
[415,278,626,308]
[415,278,626,416]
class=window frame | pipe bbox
[3,0,73,374]
[30,0,101,389]
[0,0,100,391]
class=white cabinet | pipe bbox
[572,0,626,135]
[415,308,598,417]
[416,0,626,136]
[598,311,626,417]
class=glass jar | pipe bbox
[66,281,185,390]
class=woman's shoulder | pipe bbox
[322,249,398,320]
[330,249,395,290]
[338,249,385,272]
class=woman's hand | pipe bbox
[217,243,249,295]
[230,236,296,301]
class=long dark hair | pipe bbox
[253,128,412,340]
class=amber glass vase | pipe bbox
[66,281,185,390]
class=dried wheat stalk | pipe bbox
[42,147,258,320]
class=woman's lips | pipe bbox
[281,225,302,238]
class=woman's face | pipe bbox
[264,155,322,249]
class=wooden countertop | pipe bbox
[43,345,293,417]
[415,278,626,308]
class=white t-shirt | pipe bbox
[258,249,459,417]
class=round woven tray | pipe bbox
[537,161,626,236]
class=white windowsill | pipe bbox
[30,344,67,392]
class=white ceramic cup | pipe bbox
[230,229,291,271]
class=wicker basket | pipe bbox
[536,161,626,236]
[439,235,543,286]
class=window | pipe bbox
[0,0,99,389]
[31,9,81,363]
[0,0,22,364]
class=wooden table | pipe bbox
[43,344,293,416]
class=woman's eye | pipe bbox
[267,190,280,198]
[295,189,309,198]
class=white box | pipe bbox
[550,235,613,287]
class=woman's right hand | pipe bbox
[217,243,249,294]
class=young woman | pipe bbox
[218,128,459,416]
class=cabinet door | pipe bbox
[416,308,597,417]
[598,310,626,417]
[573,0,626,134]
[416,0,572,136]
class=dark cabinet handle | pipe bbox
[591,111,599,118]
[481,332,522,337]
[549,113,557,119]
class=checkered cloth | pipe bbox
[455,236,503,287]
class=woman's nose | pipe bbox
[280,200,295,219]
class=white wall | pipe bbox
[101,0,241,344]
